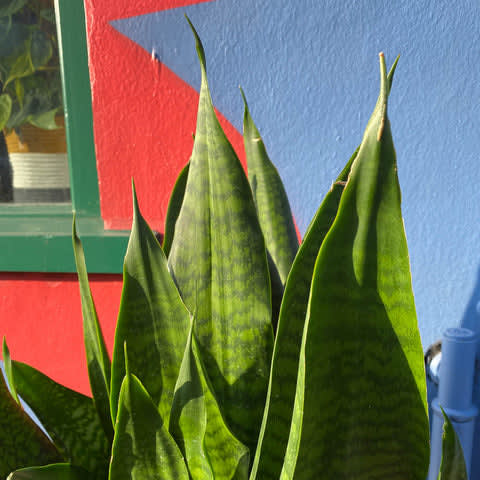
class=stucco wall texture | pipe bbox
[89,0,480,351]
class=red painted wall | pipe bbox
[85,0,245,231]
[1,0,247,396]
[0,273,122,395]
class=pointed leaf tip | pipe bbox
[185,15,207,72]
[379,52,387,91]
[376,52,389,141]
[239,86,247,107]
[387,55,400,89]
[2,336,20,404]
[131,179,141,222]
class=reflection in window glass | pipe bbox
[0,0,69,203]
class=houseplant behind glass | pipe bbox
[0,0,69,203]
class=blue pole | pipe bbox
[428,328,478,480]
[460,301,480,479]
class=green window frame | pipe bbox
[0,0,129,273]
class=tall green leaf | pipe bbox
[241,88,298,287]
[0,366,61,478]
[7,463,94,480]
[72,218,113,442]
[163,161,189,257]
[250,150,356,480]
[110,185,190,424]
[109,362,189,480]
[251,56,400,480]
[241,88,298,325]
[11,361,110,479]
[169,320,249,480]
[281,53,429,479]
[437,409,468,480]
[167,20,273,450]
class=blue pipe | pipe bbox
[428,327,478,480]
[460,301,480,479]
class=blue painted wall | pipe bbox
[113,0,480,349]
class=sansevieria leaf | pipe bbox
[110,185,190,424]
[7,463,95,480]
[163,161,189,257]
[252,57,399,480]
[241,89,298,325]
[241,88,298,287]
[250,149,356,480]
[437,409,468,480]
[11,361,110,479]
[73,218,113,442]
[0,366,61,478]
[167,20,273,450]
[281,54,429,479]
[109,347,189,480]
[169,320,249,480]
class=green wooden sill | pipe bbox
[0,204,129,273]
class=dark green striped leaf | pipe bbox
[169,320,249,480]
[72,218,113,442]
[167,20,273,450]
[241,88,298,310]
[251,55,400,480]
[437,409,467,480]
[250,150,356,480]
[7,463,94,480]
[281,54,429,479]
[109,368,189,480]
[163,161,189,257]
[0,367,60,478]
[110,185,190,424]
[11,361,110,479]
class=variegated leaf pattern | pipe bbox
[250,149,356,480]
[251,55,399,480]
[167,20,273,451]
[163,161,189,257]
[110,185,191,424]
[280,54,429,480]
[169,320,249,480]
[109,368,189,480]
[11,361,110,479]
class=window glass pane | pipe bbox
[0,0,69,203]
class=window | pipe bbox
[0,0,128,273]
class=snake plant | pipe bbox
[0,22,467,480]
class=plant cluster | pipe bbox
[0,22,468,480]
[0,0,63,133]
